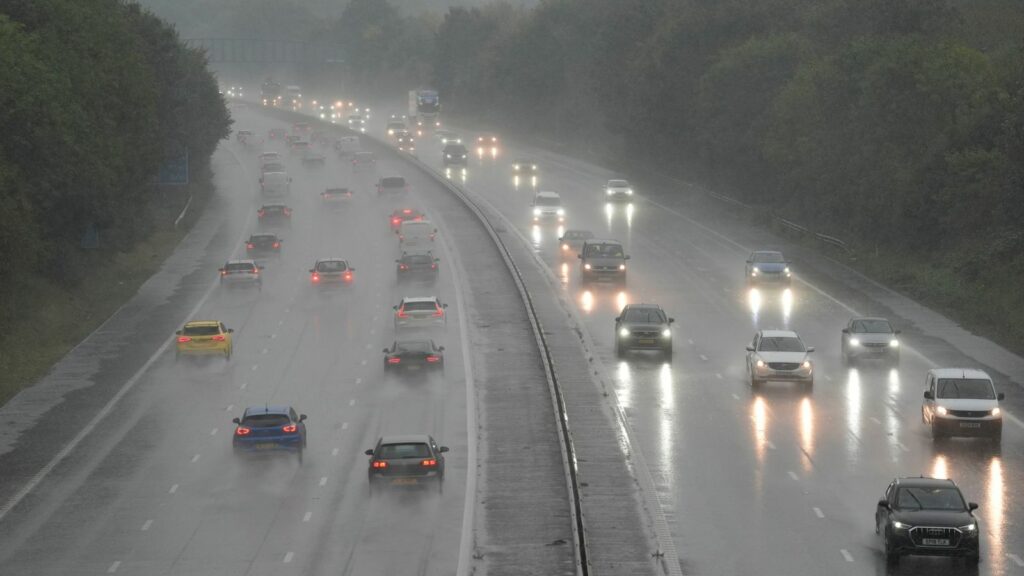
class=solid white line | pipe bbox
[731,393,740,400]
[824,375,832,382]
[319,476,328,487]
[365,343,371,349]
[240,382,247,390]
[360,360,366,365]
[787,471,799,481]
[302,511,312,523]
[141,519,153,531]
[331,448,339,456]
[108,560,121,573]
[688,339,694,345]
[348,399,355,406]
[715,373,723,380]
[191,454,200,463]
[869,416,881,424]
[261,348,268,355]
[283,552,294,564]
[1006,412,1024,429]
[341,422,348,430]
[169,484,178,494]
[1007,553,1024,567]
[355,377,362,385]
[226,404,234,412]
[699,354,708,361]
[210,428,218,436]
[897,442,910,452]
[813,507,825,518]
[840,549,853,562]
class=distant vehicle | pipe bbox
[408,89,441,134]
[258,203,292,225]
[301,148,326,166]
[260,80,282,106]
[398,220,437,251]
[476,135,499,158]
[745,329,814,391]
[605,179,633,202]
[259,161,285,175]
[443,144,468,166]
[351,151,376,171]
[390,208,424,231]
[321,187,353,205]
[558,229,594,252]
[436,130,461,144]
[615,304,674,359]
[393,296,448,330]
[922,368,1003,442]
[377,176,408,195]
[383,339,445,371]
[386,120,406,136]
[745,251,791,286]
[235,129,254,143]
[259,171,291,197]
[875,477,980,565]
[531,191,564,222]
[334,136,361,157]
[347,114,367,133]
[396,252,440,281]
[289,140,311,157]
[258,151,281,167]
[579,239,629,284]
[292,122,311,134]
[512,159,538,173]
[841,317,901,365]
[218,259,262,290]
[309,258,355,287]
[226,85,244,99]
[246,233,282,257]
[365,434,448,494]
[285,85,303,110]
[175,320,233,360]
[268,128,287,141]
[397,132,415,153]
[232,406,307,462]
[310,130,329,145]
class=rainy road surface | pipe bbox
[0,107,485,576]
[402,118,1024,576]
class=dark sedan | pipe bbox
[232,406,307,462]
[365,434,448,493]
[396,252,439,281]
[876,477,980,565]
[246,233,282,257]
[615,303,674,359]
[383,339,445,371]
[257,204,291,226]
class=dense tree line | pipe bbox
[0,1,229,295]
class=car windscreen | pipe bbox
[316,261,348,272]
[852,319,893,333]
[758,337,805,352]
[608,180,629,187]
[225,263,255,272]
[623,308,666,323]
[444,146,467,154]
[937,378,995,399]
[753,252,785,263]
[896,487,965,511]
[183,325,220,336]
[241,414,291,428]
[585,244,624,258]
[381,177,406,187]
[403,301,437,312]
[378,443,430,459]
[263,205,286,213]
[535,196,561,206]
[396,341,432,353]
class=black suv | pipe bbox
[579,239,629,284]
[443,144,468,166]
[615,304,674,359]
[875,477,980,565]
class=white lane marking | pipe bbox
[840,549,853,562]
[284,307,291,313]
[270,333,277,339]
[365,343,371,349]
[303,511,312,523]
[261,348,268,355]
[349,399,356,406]
[813,507,825,518]
[373,315,379,321]
[240,382,247,390]
[210,428,218,436]
[896,442,910,452]
[731,393,740,400]
[1007,554,1024,567]
[715,373,723,380]
[766,441,777,450]
[319,476,328,487]
[869,416,881,424]
[191,454,200,463]
[370,328,376,335]
[250,364,258,371]
[1006,412,1024,429]
[331,448,339,456]
[141,519,153,531]
[278,319,284,326]
[169,484,179,494]
[283,552,294,564]
[360,360,367,365]
[699,354,708,361]
[355,377,362,385]
[341,422,349,430]
[226,404,234,412]
[787,471,799,481]
[108,560,121,573]
[688,339,694,345]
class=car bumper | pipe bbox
[750,273,791,284]
[233,437,303,453]
[533,213,564,222]
[848,345,898,359]
[620,336,671,350]
[889,529,979,557]
[933,416,1002,437]
[177,346,229,356]
[369,470,442,486]
[606,193,632,202]
[752,367,812,381]
[583,269,626,280]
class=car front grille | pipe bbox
[631,330,659,339]
[863,342,889,348]
[909,526,961,547]
[948,410,990,418]
[768,362,801,370]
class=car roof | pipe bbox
[184,320,221,327]
[894,476,958,489]
[584,238,622,245]
[378,434,432,445]
[752,250,784,257]
[317,258,348,263]
[535,191,560,198]
[401,219,433,226]
[402,296,439,303]
[928,368,992,380]
[851,316,890,322]
[225,259,257,265]
[243,405,291,417]
[624,303,663,311]
[261,203,288,208]
[250,232,277,238]
[759,329,800,338]
[263,171,287,177]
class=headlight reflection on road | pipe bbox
[556,225,565,239]
[781,288,793,325]
[625,202,634,228]
[846,368,862,454]
[799,397,814,472]
[659,363,674,471]
[617,361,632,411]
[752,395,769,464]
[559,262,569,285]
[988,458,1004,560]
[887,368,900,395]
[616,291,628,312]
[513,174,520,190]
[531,224,542,249]
[605,203,614,228]
[748,288,762,324]
[931,454,948,480]
[581,290,594,313]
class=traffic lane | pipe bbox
[415,133,1024,573]
[0,114,469,576]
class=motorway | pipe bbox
[0,107,475,576]
[398,118,1024,575]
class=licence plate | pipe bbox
[255,443,276,450]
[922,538,950,546]
[960,422,981,428]
[407,365,421,371]
[638,339,655,345]
[391,478,418,485]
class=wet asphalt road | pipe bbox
[402,120,1024,576]
[0,108,472,576]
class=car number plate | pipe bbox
[407,365,421,371]
[922,538,950,546]
[391,478,418,485]
[960,422,981,428]
[255,443,276,450]
[638,339,655,345]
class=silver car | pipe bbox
[841,317,900,365]
[394,296,448,330]
[746,329,815,391]
[219,259,262,289]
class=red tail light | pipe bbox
[343,272,352,282]
[387,357,401,364]
[311,273,320,282]
[282,424,297,433]
[283,209,291,216]
[433,308,444,317]
[247,243,255,249]
[396,309,408,318]
[421,458,437,467]
[391,217,401,224]
[402,209,412,214]
[431,264,437,270]
[258,209,265,217]
[235,427,251,436]
[220,270,227,276]
[399,264,408,270]
[426,355,440,363]
[272,242,280,248]
[372,460,388,469]
[398,235,404,241]
[211,335,226,342]
[177,336,192,343]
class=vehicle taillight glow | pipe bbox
[272,242,280,248]
[392,217,401,224]
[344,272,352,282]
[236,427,251,436]
[387,357,401,364]
[283,209,291,216]
[421,458,437,467]
[397,309,408,318]
[372,460,388,469]
[247,243,255,249]
[311,273,320,282]
[403,209,412,214]
[433,308,444,317]
[431,264,437,269]
[258,210,265,217]
[211,335,226,342]
[400,264,408,270]
[282,424,297,433]
[426,355,440,363]
[177,336,192,343]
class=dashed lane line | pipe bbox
[210,428,218,436]
[169,484,179,494]
[1007,554,1024,567]
[190,454,200,463]
[813,507,825,519]
[141,519,153,531]
[788,471,799,481]
[731,393,740,400]
[319,476,328,487]
[341,422,348,430]
[303,511,312,523]
[283,552,294,564]
[250,364,258,371]
[349,399,356,406]
[715,373,723,379]
[108,560,121,573]
[699,354,708,361]
[766,441,777,450]
[331,448,339,457]
[840,549,853,562]
[226,404,234,412]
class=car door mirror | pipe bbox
[257,265,264,270]
[298,414,307,422]
[232,418,240,424]
[877,499,890,510]
[309,268,315,273]
[745,259,752,264]
[349,267,356,271]
[745,345,755,352]
[624,255,631,260]
[668,318,675,324]
[841,328,849,334]
[176,330,182,335]
[227,328,234,333]
[438,346,445,351]
[438,446,449,453]
[392,305,399,310]
[614,316,620,322]
[998,392,1005,401]
[923,390,934,400]
[577,254,582,259]
[894,329,902,335]
[968,502,979,511]
[218,268,224,272]
[806,347,814,353]
[364,449,374,456]
[382,348,390,354]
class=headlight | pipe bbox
[619,264,626,270]
[532,165,537,170]
[755,359,765,368]
[533,207,541,216]
[562,244,569,251]
[889,339,899,347]
[960,523,977,532]
[936,406,948,415]
[802,360,811,368]
[557,208,565,216]
[627,189,633,195]
[662,329,671,338]
[606,189,613,195]
[849,338,860,347]
[619,328,630,338]
[584,263,591,270]
[992,407,1001,417]
[445,154,451,158]
[893,521,911,530]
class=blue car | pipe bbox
[232,406,307,462]
[745,250,791,286]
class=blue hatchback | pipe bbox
[232,406,307,462]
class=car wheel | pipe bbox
[992,429,1002,445]
[750,376,762,390]
[931,423,945,441]
[883,529,900,564]
[663,347,672,362]
[802,379,814,393]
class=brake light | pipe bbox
[421,458,437,467]
[258,209,265,217]
[431,264,437,269]
[387,357,401,364]
[402,209,412,214]
[400,264,408,270]
[433,307,444,317]
[283,209,291,216]
[426,355,440,363]
[397,309,408,318]
[220,270,227,276]
[282,424,297,433]
[398,235,404,240]
[235,427,251,436]
[177,336,192,343]
[392,218,401,224]
[343,272,352,282]
[272,242,280,248]
[372,460,388,469]
[211,335,226,342]
[247,243,255,249]
[311,273,320,282]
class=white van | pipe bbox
[260,171,291,197]
[398,220,437,250]
[334,136,361,157]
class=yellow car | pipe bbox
[175,320,233,360]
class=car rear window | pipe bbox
[402,222,432,233]
[263,205,285,213]
[183,325,220,336]
[317,261,348,272]
[403,301,438,312]
[405,255,433,265]
[242,414,291,427]
[584,243,624,258]
[378,443,430,459]
[396,340,433,353]
[381,177,406,187]
[225,263,255,272]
